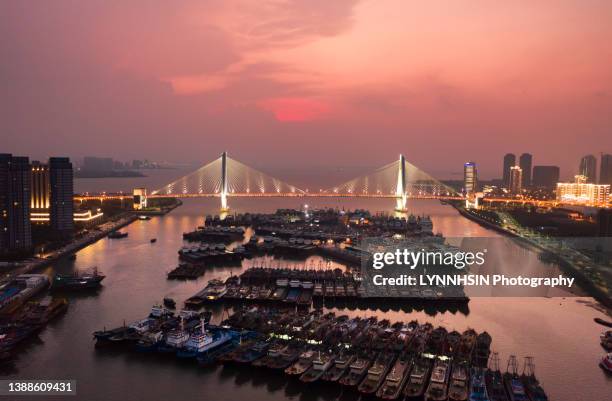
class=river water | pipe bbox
[3,171,610,401]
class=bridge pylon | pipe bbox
[220,151,229,212]
[395,154,407,212]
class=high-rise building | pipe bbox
[463,162,477,195]
[49,157,74,236]
[31,161,50,212]
[600,153,612,185]
[532,166,560,190]
[0,154,32,253]
[556,175,610,205]
[502,153,516,189]
[519,153,532,187]
[579,154,597,183]
[509,166,522,193]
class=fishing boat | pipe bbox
[503,356,528,401]
[135,331,164,352]
[267,344,300,370]
[300,350,334,382]
[404,356,433,400]
[468,367,489,401]
[448,362,470,401]
[233,340,269,364]
[473,332,492,368]
[285,348,315,375]
[358,350,396,394]
[425,358,451,401]
[485,353,509,401]
[177,321,234,358]
[520,357,548,401]
[52,268,105,291]
[158,319,190,353]
[339,351,376,386]
[322,349,356,382]
[377,352,412,400]
[600,352,612,373]
[252,341,284,367]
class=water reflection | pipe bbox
[3,198,610,401]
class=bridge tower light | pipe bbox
[220,151,229,212]
[395,154,408,212]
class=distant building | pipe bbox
[0,154,32,253]
[519,153,532,187]
[509,166,522,194]
[532,165,560,190]
[502,153,516,189]
[30,161,50,212]
[579,154,597,183]
[49,157,74,236]
[600,153,612,185]
[82,156,113,172]
[556,175,610,205]
[463,162,477,195]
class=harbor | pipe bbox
[1,198,610,401]
[93,304,549,401]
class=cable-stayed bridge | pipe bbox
[144,152,460,211]
[74,152,460,212]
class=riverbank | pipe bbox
[455,205,612,309]
[0,214,138,285]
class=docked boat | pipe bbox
[177,322,234,358]
[448,362,470,401]
[108,231,128,239]
[377,352,412,400]
[52,268,105,291]
[600,352,612,373]
[252,341,284,367]
[285,348,315,375]
[503,356,528,401]
[339,351,375,386]
[163,297,176,309]
[521,357,548,401]
[425,358,451,401]
[485,353,509,401]
[404,356,433,400]
[135,331,164,352]
[149,304,173,318]
[358,350,395,394]
[469,367,489,401]
[473,331,492,368]
[300,350,334,382]
[233,340,269,364]
[24,296,68,325]
[322,349,356,382]
[267,344,301,370]
[158,323,190,353]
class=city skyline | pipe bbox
[1,1,611,178]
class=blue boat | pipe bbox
[176,322,235,359]
[469,368,489,401]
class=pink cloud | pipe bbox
[258,97,332,122]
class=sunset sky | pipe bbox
[1,1,611,179]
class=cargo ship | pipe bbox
[0,274,50,316]
[52,268,105,291]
